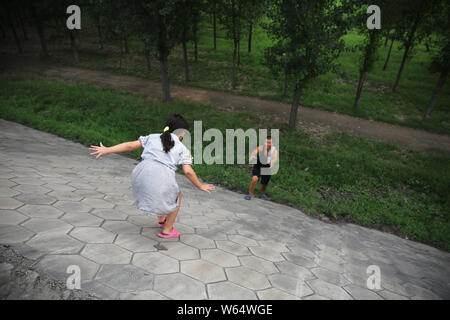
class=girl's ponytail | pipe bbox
[160,114,190,153]
[161,127,174,153]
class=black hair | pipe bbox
[160,114,190,153]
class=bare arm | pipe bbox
[270,149,279,167]
[249,146,261,162]
[89,140,142,159]
[182,164,215,194]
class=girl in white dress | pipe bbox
[89,114,214,238]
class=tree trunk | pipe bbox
[95,16,103,50]
[289,88,302,128]
[124,35,129,54]
[30,3,49,59]
[4,6,22,54]
[283,70,289,98]
[182,29,190,82]
[237,40,241,66]
[119,39,123,70]
[393,11,421,92]
[424,70,448,119]
[145,53,151,73]
[213,5,216,50]
[354,70,366,108]
[194,24,198,62]
[383,39,394,71]
[248,23,252,53]
[384,32,389,47]
[69,31,79,64]
[232,40,238,89]
[160,54,171,102]
[17,11,28,40]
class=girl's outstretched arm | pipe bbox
[89,140,142,159]
[182,164,215,194]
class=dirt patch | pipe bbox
[0,245,97,300]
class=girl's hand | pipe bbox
[89,142,109,159]
[199,184,215,194]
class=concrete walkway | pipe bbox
[0,119,449,300]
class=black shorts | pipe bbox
[252,165,271,185]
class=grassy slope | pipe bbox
[1,78,449,250]
[72,17,450,135]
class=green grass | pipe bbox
[1,77,449,251]
[65,17,450,135]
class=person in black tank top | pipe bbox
[245,136,278,200]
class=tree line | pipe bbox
[1,0,449,128]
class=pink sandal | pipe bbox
[158,228,180,238]
[158,219,167,227]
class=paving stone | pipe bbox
[181,260,226,283]
[258,240,290,253]
[402,283,442,300]
[21,218,73,234]
[81,244,132,264]
[239,256,279,275]
[226,266,270,291]
[286,244,318,259]
[127,215,158,227]
[377,290,409,300]
[201,249,240,268]
[303,294,330,300]
[120,290,168,300]
[53,201,92,213]
[160,242,200,260]
[47,191,83,201]
[207,281,258,300]
[133,252,179,274]
[18,204,63,219]
[35,254,100,281]
[0,225,35,244]
[26,232,83,254]
[11,177,45,186]
[82,280,119,299]
[43,183,76,192]
[61,212,103,227]
[275,261,315,280]
[180,234,216,249]
[114,233,157,252]
[14,193,57,205]
[228,235,258,247]
[268,274,314,298]
[311,267,351,286]
[282,252,317,268]
[0,210,28,225]
[13,184,51,194]
[91,209,128,220]
[249,247,285,262]
[257,288,299,300]
[307,279,353,300]
[154,273,207,300]
[343,284,383,300]
[0,198,24,210]
[70,227,116,243]
[216,240,251,256]
[81,198,115,209]
[73,189,104,199]
[102,221,141,234]
[95,264,153,292]
[0,179,17,188]
[0,187,21,197]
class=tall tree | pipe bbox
[264,0,348,128]
[219,0,252,89]
[30,0,50,59]
[246,0,265,53]
[135,0,185,101]
[423,2,450,119]
[2,3,23,54]
[392,0,438,91]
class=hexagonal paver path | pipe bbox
[1,119,450,300]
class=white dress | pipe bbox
[131,133,192,216]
